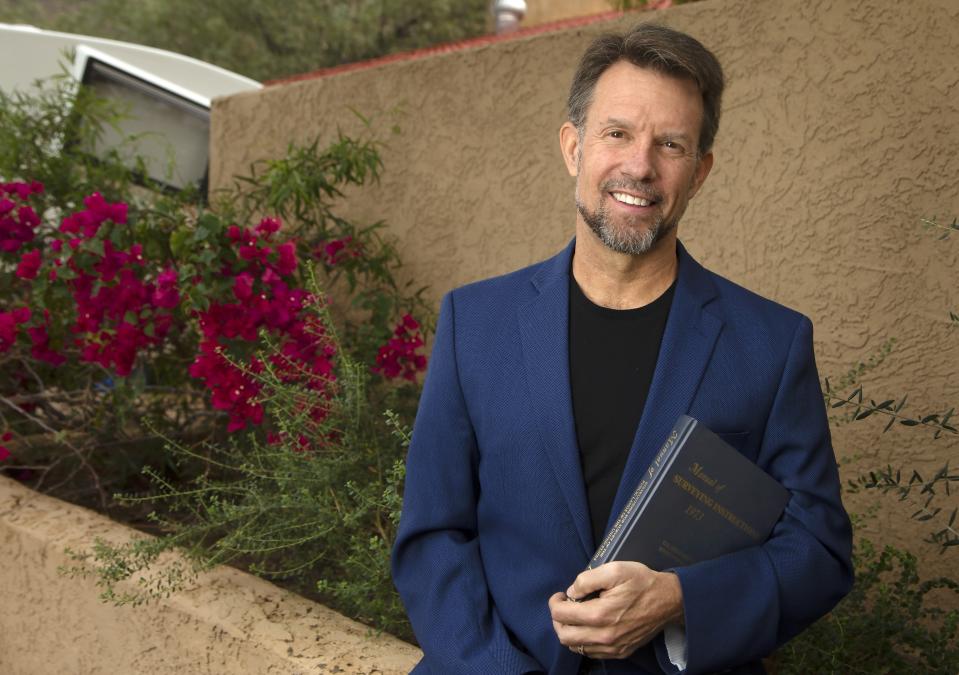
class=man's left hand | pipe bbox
[548,562,684,660]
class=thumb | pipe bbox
[566,564,617,601]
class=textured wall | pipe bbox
[0,476,420,674]
[211,0,959,577]
[524,0,613,25]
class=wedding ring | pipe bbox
[577,644,585,656]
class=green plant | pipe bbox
[1,73,429,512]
[0,0,490,82]
[771,536,959,673]
[2,73,430,639]
[64,295,417,640]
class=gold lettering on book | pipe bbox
[658,539,693,566]
[672,474,761,541]
[590,428,682,567]
[690,462,717,488]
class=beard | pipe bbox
[575,178,679,256]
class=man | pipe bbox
[392,23,852,675]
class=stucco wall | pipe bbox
[524,0,613,26]
[0,475,420,674]
[210,0,959,577]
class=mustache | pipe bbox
[600,179,663,203]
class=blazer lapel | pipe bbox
[517,241,595,558]
[607,243,725,526]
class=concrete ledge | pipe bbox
[0,475,421,674]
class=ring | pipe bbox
[577,644,585,656]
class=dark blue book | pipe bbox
[588,415,790,571]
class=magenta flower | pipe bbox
[372,314,427,381]
[255,217,281,238]
[275,241,297,275]
[233,272,255,301]
[15,249,42,279]
[0,307,31,351]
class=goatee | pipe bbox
[576,181,673,255]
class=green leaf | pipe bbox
[170,229,189,257]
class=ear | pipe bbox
[559,121,581,177]
[688,151,714,199]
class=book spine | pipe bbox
[587,417,694,569]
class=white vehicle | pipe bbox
[1,23,261,192]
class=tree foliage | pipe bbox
[0,0,490,81]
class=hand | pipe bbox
[548,562,684,660]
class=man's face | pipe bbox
[560,61,713,256]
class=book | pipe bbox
[588,415,790,571]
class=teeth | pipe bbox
[612,192,651,207]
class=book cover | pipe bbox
[588,415,790,571]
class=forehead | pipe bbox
[586,60,703,134]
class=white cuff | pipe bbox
[663,623,688,670]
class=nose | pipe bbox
[620,141,658,183]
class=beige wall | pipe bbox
[0,475,420,674]
[524,0,613,26]
[211,0,959,577]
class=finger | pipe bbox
[552,618,602,647]
[567,561,654,600]
[547,592,569,616]
[549,592,604,626]
[566,563,623,600]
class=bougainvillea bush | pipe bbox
[1,77,428,634]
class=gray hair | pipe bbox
[567,23,725,156]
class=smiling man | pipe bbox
[392,23,852,675]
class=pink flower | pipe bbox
[0,307,30,351]
[275,241,297,275]
[152,267,180,308]
[233,272,255,301]
[319,238,349,266]
[255,217,281,237]
[27,324,65,366]
[372,315,428,381]
[16,249,42,280]
[18,206,40,229]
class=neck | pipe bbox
[571,224,678,309]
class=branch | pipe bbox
[0,395,106,508]
[823,385,958,438]
[921,216,959,239]
[849,464,959,551]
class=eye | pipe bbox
[605,129,626,139]
[661,138,687,154]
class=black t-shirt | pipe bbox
[569,276,676,547]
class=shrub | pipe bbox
[2,76,428,636]
[771,535,959,673]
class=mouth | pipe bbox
[610,191,657,208]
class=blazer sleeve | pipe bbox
[391,292,544,675]
[660,316,854,675]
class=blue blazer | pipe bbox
[392,240,853,675]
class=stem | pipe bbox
[0,395,107,508]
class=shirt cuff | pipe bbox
[663,623,688,671]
